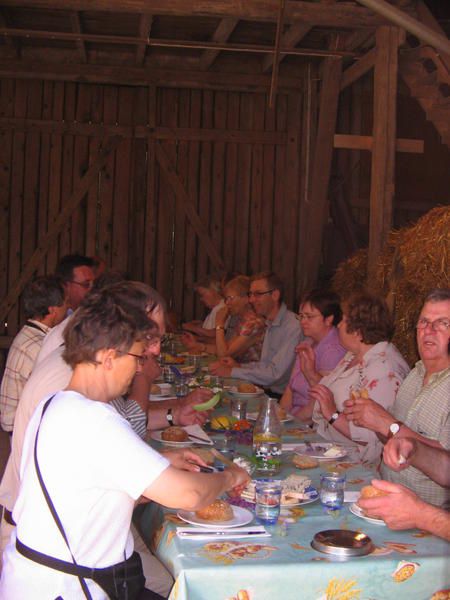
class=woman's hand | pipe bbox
[215,306,229,328]
[225,463,251,495]
[161,449,208,472]
[297,343,318,384]
[343,395,392,434]
[180,332,200,351]
[309,384,336,421]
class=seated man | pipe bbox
[359,437,450,540]
[0,276,66,433]
[344,288,450,508]
[210,272,302,397]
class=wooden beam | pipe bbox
[0,1,392,28]
[70,11,87,63]
[0,118,287,144]
[368,26,399,281]
[334,133,424,153]
[303,57,343,290]
[340,47,376,90]
[154,142,225,272]
[262,21,311,73]
[0,136,121,323]
[0,9,19,57]
[416,0,450,73]
[0,60,304,92]
[136,14,153,66]
[268,0,286,108]
[199,17,238,71]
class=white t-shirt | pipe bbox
[34,315,71,366]
[0,390,169,599]
[202,300,226,329]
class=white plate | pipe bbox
[349,503,386,526]
[242,485,319,507]
[150,430,194,448]
[294,443,347,460]
[149,383,173,400]
[177,505,254,529]
[247,412,294,423]
[228,385,264,398]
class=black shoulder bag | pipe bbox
[15,395,154,600]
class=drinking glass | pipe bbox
[320,472,346,511]
[231,396,247,420]
[255,479,282,525]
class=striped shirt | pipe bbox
[0,321,50,432]
[380,361,450,508]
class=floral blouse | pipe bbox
[312,341,410,462]
[229,310,266,364]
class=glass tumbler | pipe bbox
[320,472,346,511]
[255,479,282,525]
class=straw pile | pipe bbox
[332,206,450,365]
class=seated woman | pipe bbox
[280,290,346,422]
[182,276,265,363]
[311,293,410,463]
[0,286,249,599]
[182,276,225,341]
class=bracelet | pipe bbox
[216,326,225,331]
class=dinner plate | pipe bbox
[177,505,254,529]
[149,383,173,400]
[242,485,319,507]
[247,412,294,423]
[294,443,347,460]
[349,503,386,526]
[150,430,194,448]
[228,385,264,398]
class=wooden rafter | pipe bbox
[334,133,423,153]
[136,14,153,66]
[70,11,87,63]
[340,47,376,90]
[262,21,311,73]
[199,17,238,71]
[0,1,392,28]
[268,0,286,108]
[0,136,122,322]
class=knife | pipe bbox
[178,530,268,537]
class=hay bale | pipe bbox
[331,248,368,300]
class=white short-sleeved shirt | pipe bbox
[0,390,169,599]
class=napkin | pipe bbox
[176,525,270,540]
[184,424,213,445]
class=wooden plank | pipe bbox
[0,60,304,93]
[0,79,14,334]
[368,26,399,281]
[199,17,238,71]
[143,85,157,286]
[334,133,424,153]
[272,93,287,276]
[262,22,311,73]
[340,47,376,91]
[260,98,276,271]
[222,91,239,272]
[97,86,118,264]
[60,82,76,256]
[155,142,225,273]
[303,57,343,291]
[0,1,390,28]
[211,91,227,266]
[235,93,252,275]
[112,86,133,273]
[0,118,287,144]
[249,93,264,275]
[0,136,121,323]
[136,14,153,66]
[85,84,103,258]
[70,11,87,63]
[47,82,64,272]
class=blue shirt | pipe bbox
[231,303,302,394]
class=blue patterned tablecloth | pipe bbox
[141,396,450,600]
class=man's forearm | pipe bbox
[415,502,450,541]
[411,441,450,487]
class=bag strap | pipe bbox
[34,395,93,600]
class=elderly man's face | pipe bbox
[416,300,450,365]
[64,266,95,310]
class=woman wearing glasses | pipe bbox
[0,286,249,599]
[279,290,346,422]
[182,276,266,363]
[310,293,410,462]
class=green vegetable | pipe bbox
[193,392,221,411]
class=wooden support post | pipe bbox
[368,26,399,281]
[302,57,342,290]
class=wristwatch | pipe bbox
[387,421,402,439]
[166,408,174,426]
[328,411,340,425]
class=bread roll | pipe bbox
[161,427,188,442]
[151,384,162,395]
[292,454,319,469]
[195,499,234,522]
[359,485,388,500]
[238,382,257,393]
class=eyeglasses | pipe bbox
[247,289,275,298]
[120,352,148,366]
[416,317,450,332]
[69,279,94,290]
[225,294,246,302]
[296,313,322,321]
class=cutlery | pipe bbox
[178,530,267,537]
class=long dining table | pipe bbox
[138,380,450,600]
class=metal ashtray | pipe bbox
[311,529,374,558]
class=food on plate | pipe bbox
[232,419,252,432]
[322,445,343,458]
[195,499,234,522]
[151,384,162,395]
[392,560,420,582]
[292,454,319,469]
[191,448,215,465]
[161,427,189,442]
[430,590,450,600]
[162,353,185,364]
[233,456,253,474]
[193,391,221,412]
[237,382,257,394]
[241,474,312,505]
[211,415,236,430]
[358,485,389,500]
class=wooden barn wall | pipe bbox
[0,79,306,336]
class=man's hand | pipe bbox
[224,463,251,494]
[357,479,423,530]
[209,356,237,376]
[383,437,417,472]
[309,384,336,421]
[180,332,199,351]
[160,449,208,472]
[343,395,391,434]
[174,391,212,426]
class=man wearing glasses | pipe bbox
[344,288,450,508]
[55,254,96,312]
[210,271,302,397]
